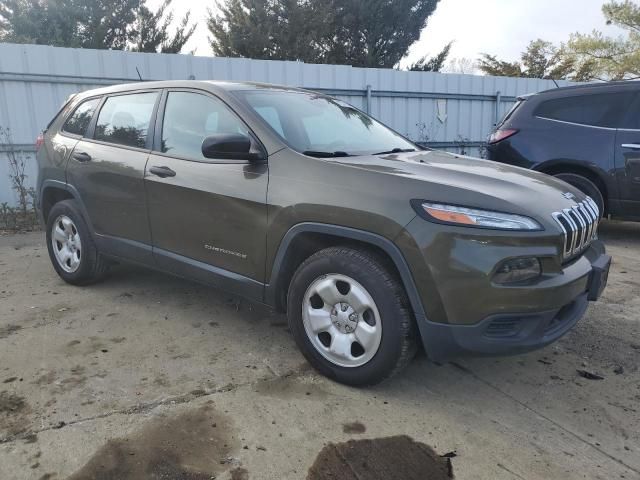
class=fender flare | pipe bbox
[264,222,428,323]
[39,180,95,233]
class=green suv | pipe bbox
[36,81,611,385]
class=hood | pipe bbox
[333,149,588,221]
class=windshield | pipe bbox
[234,90,416,157]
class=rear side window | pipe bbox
[62,98,100,136]
[497,100,524,127]
[534,92,634,128]
[94,92,159,148]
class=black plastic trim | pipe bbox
[264,222,428,322]
[422,293,589,362]
[153,247,263,302]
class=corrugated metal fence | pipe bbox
[0,42,570,205]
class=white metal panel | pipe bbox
[0,42,573,205]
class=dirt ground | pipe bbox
[0,221,638,480]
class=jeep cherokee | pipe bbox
[36,81,611,385]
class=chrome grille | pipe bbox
[552,197,600,259]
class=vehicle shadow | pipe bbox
[599,219,640,247]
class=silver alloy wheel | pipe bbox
[302,273,382,368]
[51,215,82,273]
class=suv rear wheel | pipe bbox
[287,246,416,386]
[554,173,605,216]
[46,200,109,285]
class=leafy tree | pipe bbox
[208,0,441,68]
[408,41,452,72]
[0,0,195,52]
[564,0,640,80]
[131,0,196,53]
[207,0,327,62]
[478,39,575,79]
[72,0,139,50]
[0,0,84,47]
[443,57,478,75]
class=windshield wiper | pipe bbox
[303,150,353,158]
[374,148,416,155]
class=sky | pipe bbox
[151,0,625,68]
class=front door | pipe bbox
[615,130,640,218]
[615,93,640,218]
[66,91,160,260]
[144,90,268,297]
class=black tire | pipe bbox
[46,199,109,285]
[554,173,605,216]
[287,246,417,386]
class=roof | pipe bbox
[534,80,640,97]
[73,80,313,101]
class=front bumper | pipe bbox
[397,213,611,362]
[417,245,610,362]
[420,292,589,361]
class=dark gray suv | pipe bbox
[488,81,640,221]
[36,81,611,385]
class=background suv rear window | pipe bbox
[94,92,158,148]
[534,92,634,128]
[62,98,100,136]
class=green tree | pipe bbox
[408,41,452,72]
[131,0,196,53]
[478,39,575,79]
[0,0,195,52]
[207,0,327,61]
[564,0,640,80]
[207,0,441,68]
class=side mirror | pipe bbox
[201,133,265,161]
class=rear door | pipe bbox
[615,93,640,218]
[66,90,161,260]
[145,89,268,295]
[45,97,101,184]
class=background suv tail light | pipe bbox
[35,133,44,151]
[488,128,518,145]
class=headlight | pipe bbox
[414,202,543,231]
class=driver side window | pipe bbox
[161,91,248,161]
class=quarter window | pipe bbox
[161,91,249,161]
[62,98,100,136]
[94,92,158,148]
[534,92,634,128]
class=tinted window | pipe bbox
[94,92,158,148]
[161,91,249,160]
[62,98,100,136]
[235,90,415,156]
[497,100,524,127]
[534,92,634,128]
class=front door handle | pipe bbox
[621,143,640,150]
[72,151,92,162]
[149,166,176,178]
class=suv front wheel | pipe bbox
[46,200,109,285]
[287,246,417,386]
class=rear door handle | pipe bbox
[72,151,92,162]
[149,166,176,178]
[621,143,640,150]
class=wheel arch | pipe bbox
[40,183,75,221]
[40,180,94,231]
[533,161,610,212]
[265,223,427,322]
